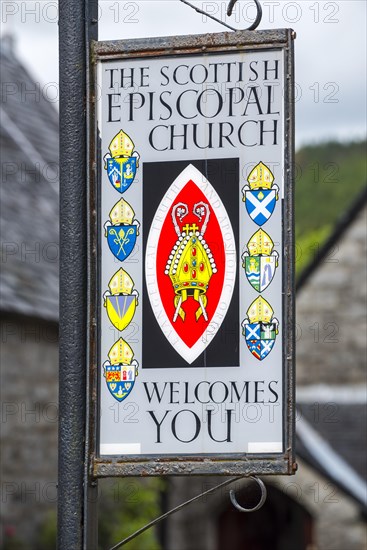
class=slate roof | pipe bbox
[297,401,367,511]
[0,36,59,321]
[299,402,367,482]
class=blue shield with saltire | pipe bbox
[107,225,137,261]
[260,339,276,360]
[107,157,137,194]
[104,364,136,402]
[245,190,276,226]
[243,322,276,361]
[105,295,137,331]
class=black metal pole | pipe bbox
[58,1,98,548]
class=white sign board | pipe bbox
[91,30,295,476]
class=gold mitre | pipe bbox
[108,268,134,295]
[247,296,274,324]
[247,229,274,256]
[109,198,135,225]
[109,130,134,159]
[247,162,274,190]
[167,233,215,294]
[108,338,133,366]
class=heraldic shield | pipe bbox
[242,296,279,361]
[104,198,140,261]
[145,164,236,364]
[242,162,279,226]
[103,338,139,402]
[104,130,140,193]
[104,268,138,331]
[242,229,279,292]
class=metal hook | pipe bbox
[228,0,262,30]
[179,0,262,32]
[229,476,267,512]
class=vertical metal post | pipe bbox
[58,0,98,548]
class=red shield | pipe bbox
[146,164,236,364]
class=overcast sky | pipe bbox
[1,0,366,147]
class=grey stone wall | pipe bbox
[0,317,58,548]
[165,462,367,550]
[164,205,367,550]
[296,206,367,385]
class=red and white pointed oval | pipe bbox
[145,164,236,364]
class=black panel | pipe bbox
[143,158,239,368]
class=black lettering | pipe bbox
[219,122,235,148]
[159,91,173,121]
[197,89,223,119]
[268,381,279,403]
[107,93,121,123]
[243,86,263,116]
[106,68,118,89]
[174,65,190,85]
[140,67,149,87]
[170,124,188,150]
[208,409,232,442]
[259,119,278,146]
[254,381,265,403]
[169,382,180,404]
[209,381,229,404]
[160,65,170,86]
[128,92,145,122]
[193,123,213,149]
[172,410,201,443]
[264,60,279,80]
[120,67,135,89]
[143,382,168,403]
[194,381,210,403]
[184,382,195,404]
[176,90,198,120]
[266,85,280,115]
[238,120,258,147]
[230,381,249,402]
[228,87,245,117]
[148,410,171,443]
[249,61,258,81]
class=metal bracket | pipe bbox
[230,476,267,512]
[108,476,267,549]
[179,0,262,32]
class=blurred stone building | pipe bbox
[0,36,59,547]
[164,189,367,550]
[0,35,366,550]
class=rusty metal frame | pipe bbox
[87,29,296,479]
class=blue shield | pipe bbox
[107,157,137,193]
[260,339,276,360]
[104,364,136,402]
[107,225,137,261]
[243,322,276,361]
[245,190,276,226]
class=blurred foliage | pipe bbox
[295,140,366,274]
[36,511,57,550]
[98,478,164,550]
[34,478,164,550]
[2,534,28,550]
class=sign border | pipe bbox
[88,28,296,477]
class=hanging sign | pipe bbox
[90,30,296,477]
